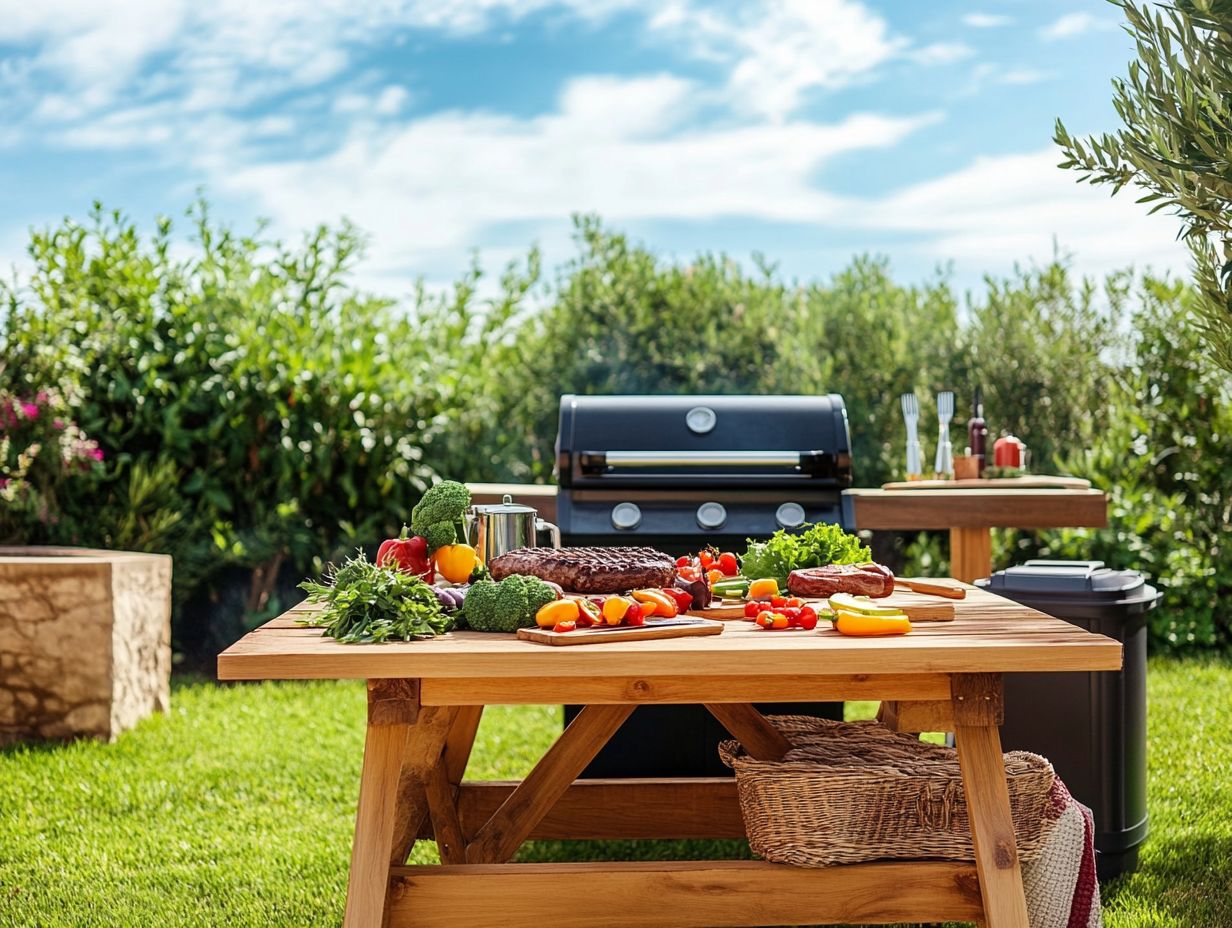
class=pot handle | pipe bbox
[536,519,561,549]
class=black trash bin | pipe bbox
[977,559,1159,881]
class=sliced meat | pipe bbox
[787,562,895,599]
[489,546,677,594]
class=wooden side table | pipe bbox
[845,488,1108,583]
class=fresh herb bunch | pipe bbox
[298,551,454,644]
[741,522,871,589]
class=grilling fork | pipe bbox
[900,393,922,480]
[934,390,955,479]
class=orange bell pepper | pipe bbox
[632,588,677,617]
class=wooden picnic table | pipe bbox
[218,586,1120,928]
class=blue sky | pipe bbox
[0,0,1189,298]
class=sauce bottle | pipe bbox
[967,387,988,476]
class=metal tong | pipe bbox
[900,393,923,480]
[934,390,955,479]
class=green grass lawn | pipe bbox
[2,657,1228,927]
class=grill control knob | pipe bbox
[696,501,727,530]
[775,502,806,529]
[611,502,642,530]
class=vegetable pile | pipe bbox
[740,522,871,590]
[298,551,454,643]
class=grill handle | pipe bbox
[579,450,844,477]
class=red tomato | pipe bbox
[785,597,803,608]
[679,566,700,582]
[770,596,787,608]
[676,556,691,568]
[624,603,645,626]
[717,552,739,576]
[553,620,577,633]
[797,612,819,631]
[699,549,715,568]
[743,602,761,619]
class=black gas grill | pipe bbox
[556,393,854,777]
[556,394,855,552]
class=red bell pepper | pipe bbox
[376,526,433,580]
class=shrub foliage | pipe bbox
[1,205,1227,655]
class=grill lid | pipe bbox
[556,394,852,489]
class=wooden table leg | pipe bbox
[952,674,1029,928]
[344,681,419,928]
[704,703,791,761]
[950,526,993,584]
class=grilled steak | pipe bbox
[787,562,895,599]
[489,546,677,594]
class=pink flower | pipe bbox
[0,478,7,489]
[53,418,65,430]
[21,403,38,419]
[90,447,104,462]
[35,391,48,404]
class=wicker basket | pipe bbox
[718,715,1056,867]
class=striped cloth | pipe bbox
[1021,778,1102,928]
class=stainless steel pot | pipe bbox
[465,494,560,565]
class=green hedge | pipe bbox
[1,205,1227,656]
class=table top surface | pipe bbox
[845,487,1108,531]
[218,586,1121,682]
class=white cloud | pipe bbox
[218,74,938,273]
[648,0,906,121]
[910,42,975,66]
[335,85,412,116]
[962,13,1013,28]
[851,149,1188,278]
[1039,12,1113,41]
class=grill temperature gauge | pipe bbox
[685,406,716,434]
[611,502,642,530]
[696,501,727,530]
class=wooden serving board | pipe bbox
[517,617,725,646]
[689,589,955,623]
[881,475,1091,490]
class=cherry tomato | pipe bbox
[770,596,787,608]
[553,620,576,633]
[797,612,819,631]
[624,603,645,626]
[743,602,761,619]
[679,566,700,582]
[676,555,691,568]
[699,549,716,569]
[785,597,803,608]
[717,552,739,576]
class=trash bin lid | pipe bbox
[981,559,1152,602]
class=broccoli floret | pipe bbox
[524,578,558,617]
[411,480,471,536]
[462,576,535,633]
[423,521,458,551]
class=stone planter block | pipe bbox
[0,547,172,743]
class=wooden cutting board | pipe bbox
[517,617,725,646]
[881,475,1091,490]
[689,589,955,622]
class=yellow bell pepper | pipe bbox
[434,544,478,584]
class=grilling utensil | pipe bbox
[934,390,955,479]
[900,393,923,480]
